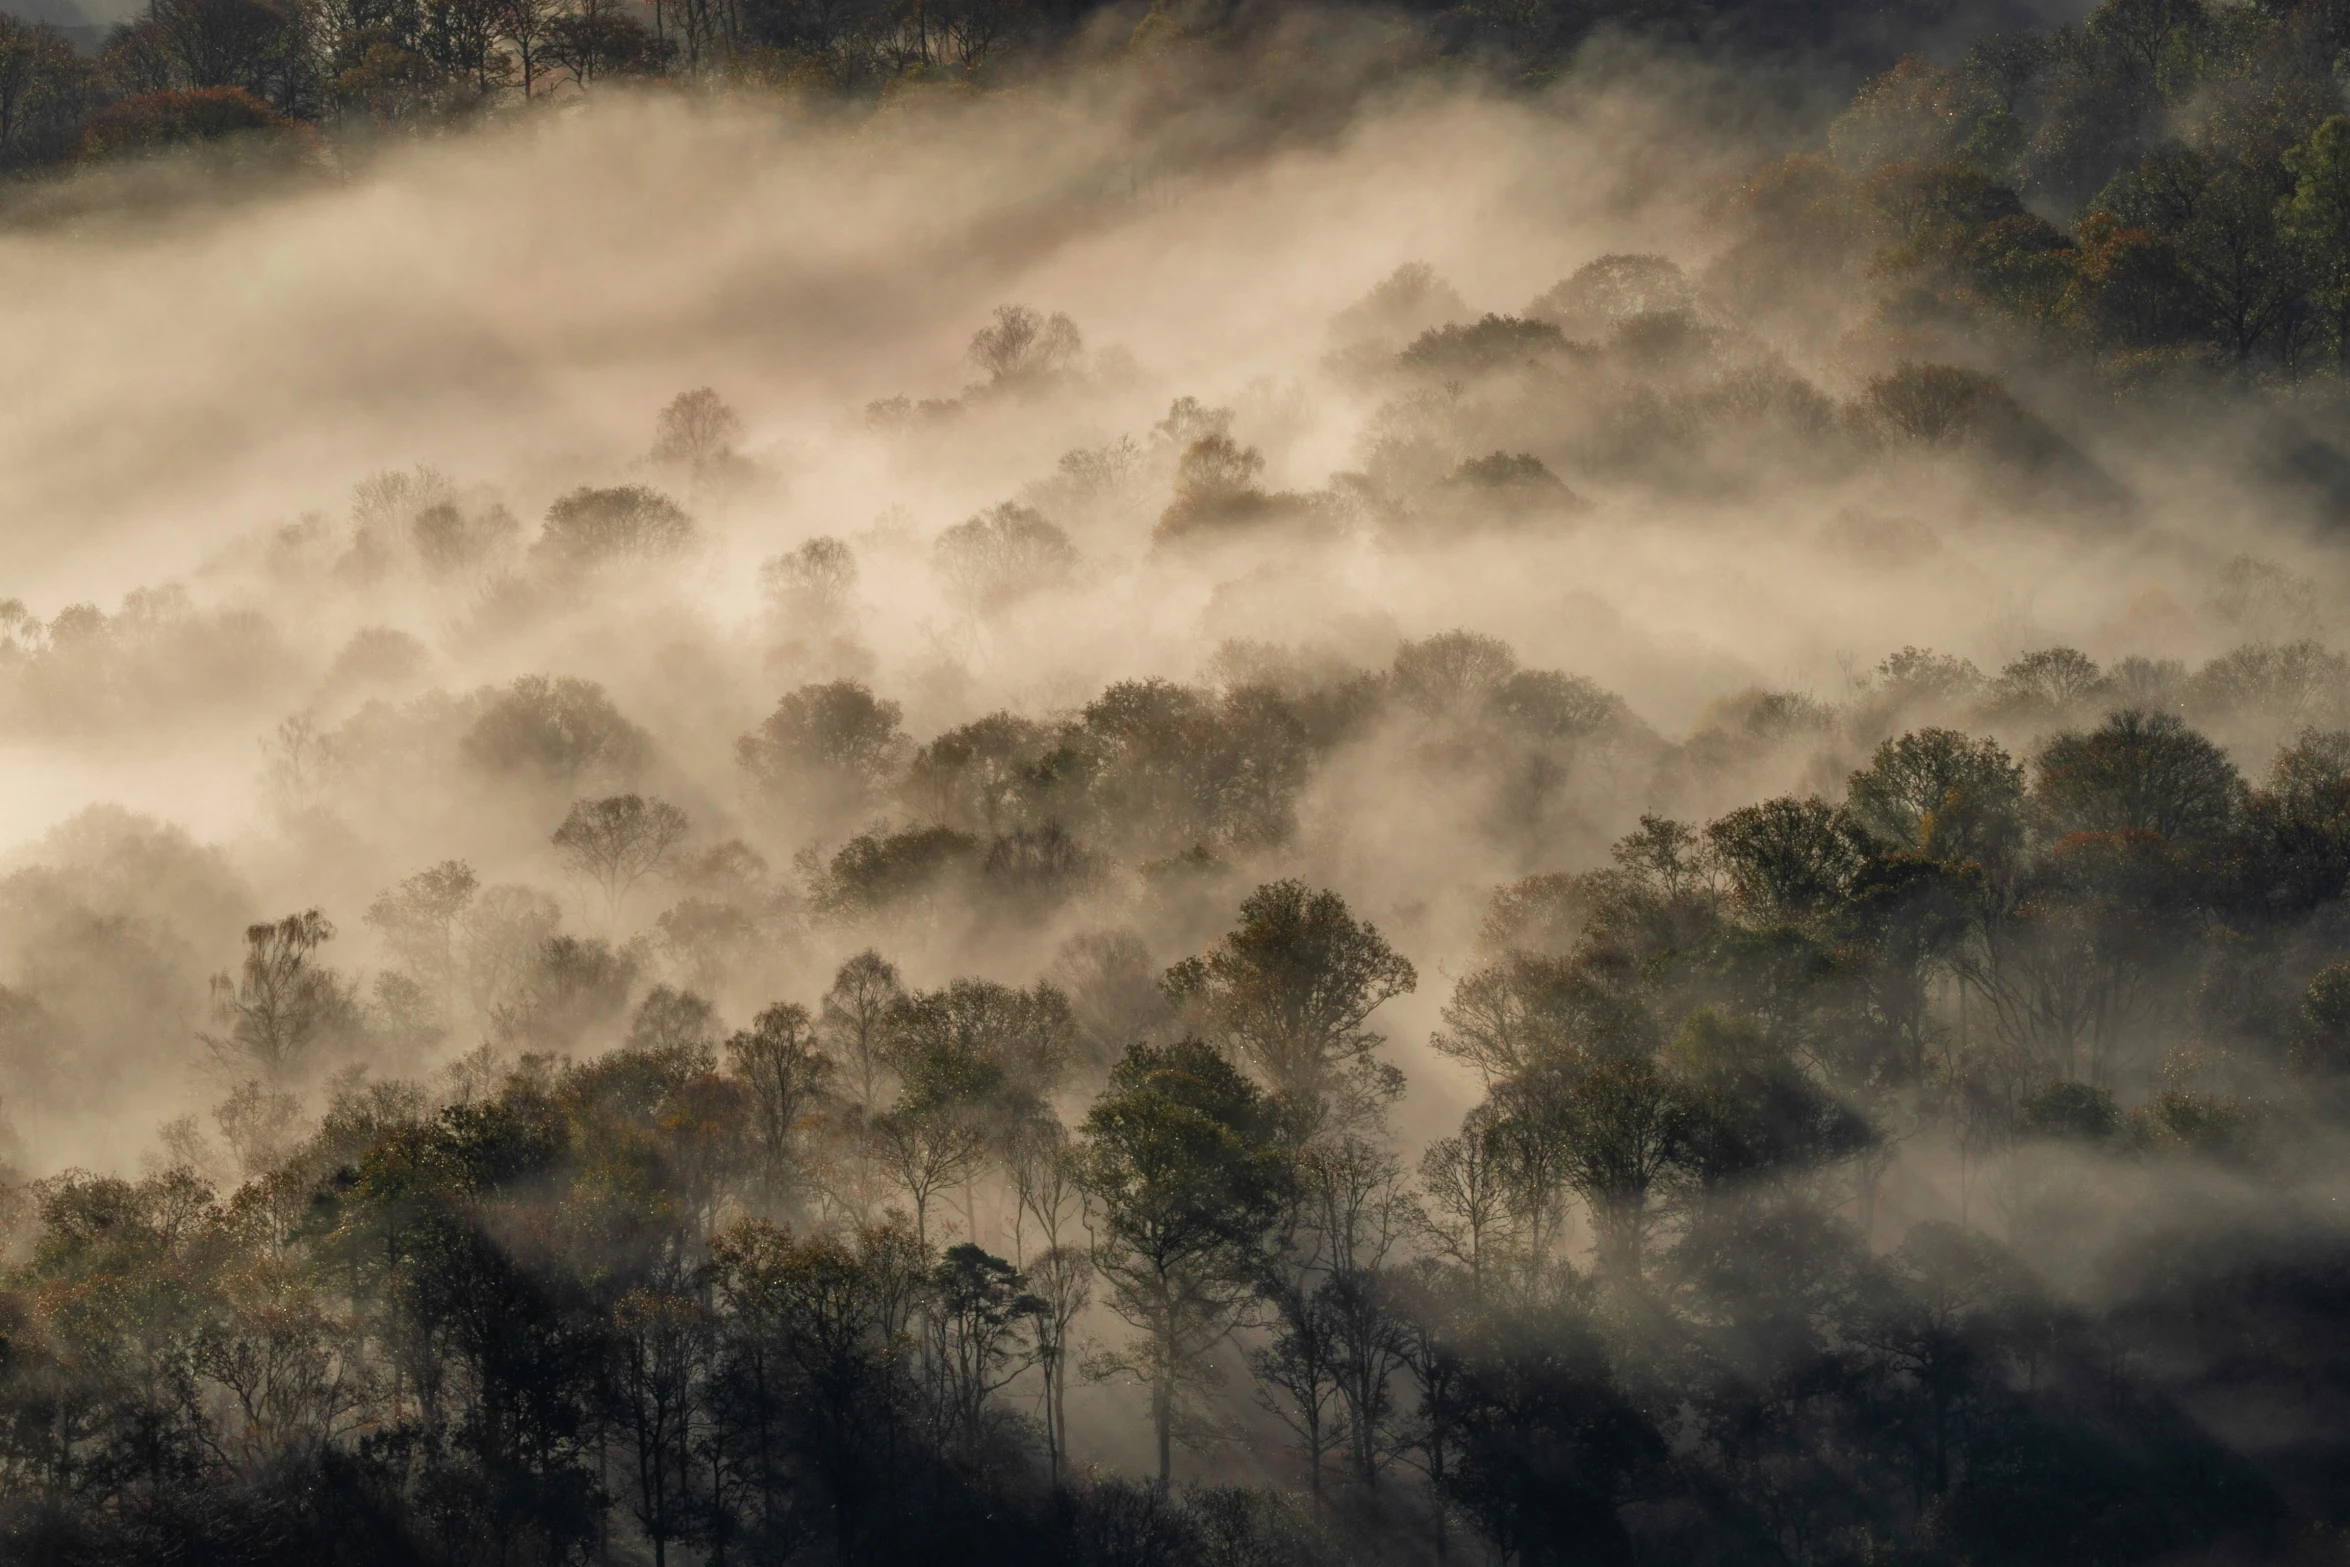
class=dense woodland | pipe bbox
[9,394,2350,1565]
[18,0,2350,388]
[14,594,2350,1567]
[9,0,2350,1560]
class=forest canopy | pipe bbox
[9,0,2350,1562]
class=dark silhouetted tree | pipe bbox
[1165,880,1416,1137]
[1075,1037,1290,1488]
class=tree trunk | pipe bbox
[1058,1371,1070,1485]
[1154,1376,1172,1490]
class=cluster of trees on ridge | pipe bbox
[5,0,2350,397]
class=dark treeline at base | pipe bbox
[9,725,2350,1566]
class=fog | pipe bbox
[7,25,2350,1560]
[0,27,2338,1227]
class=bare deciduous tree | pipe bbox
[364,859,479,1007]
[552,794,690,916]
[651,386,743,466]
[727,1001,833,1207]
[758,536,858,628]
[967,304,1083,389]
[820,949,907,1116]
[933,503,1077,613]
[202,911,360,1083]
